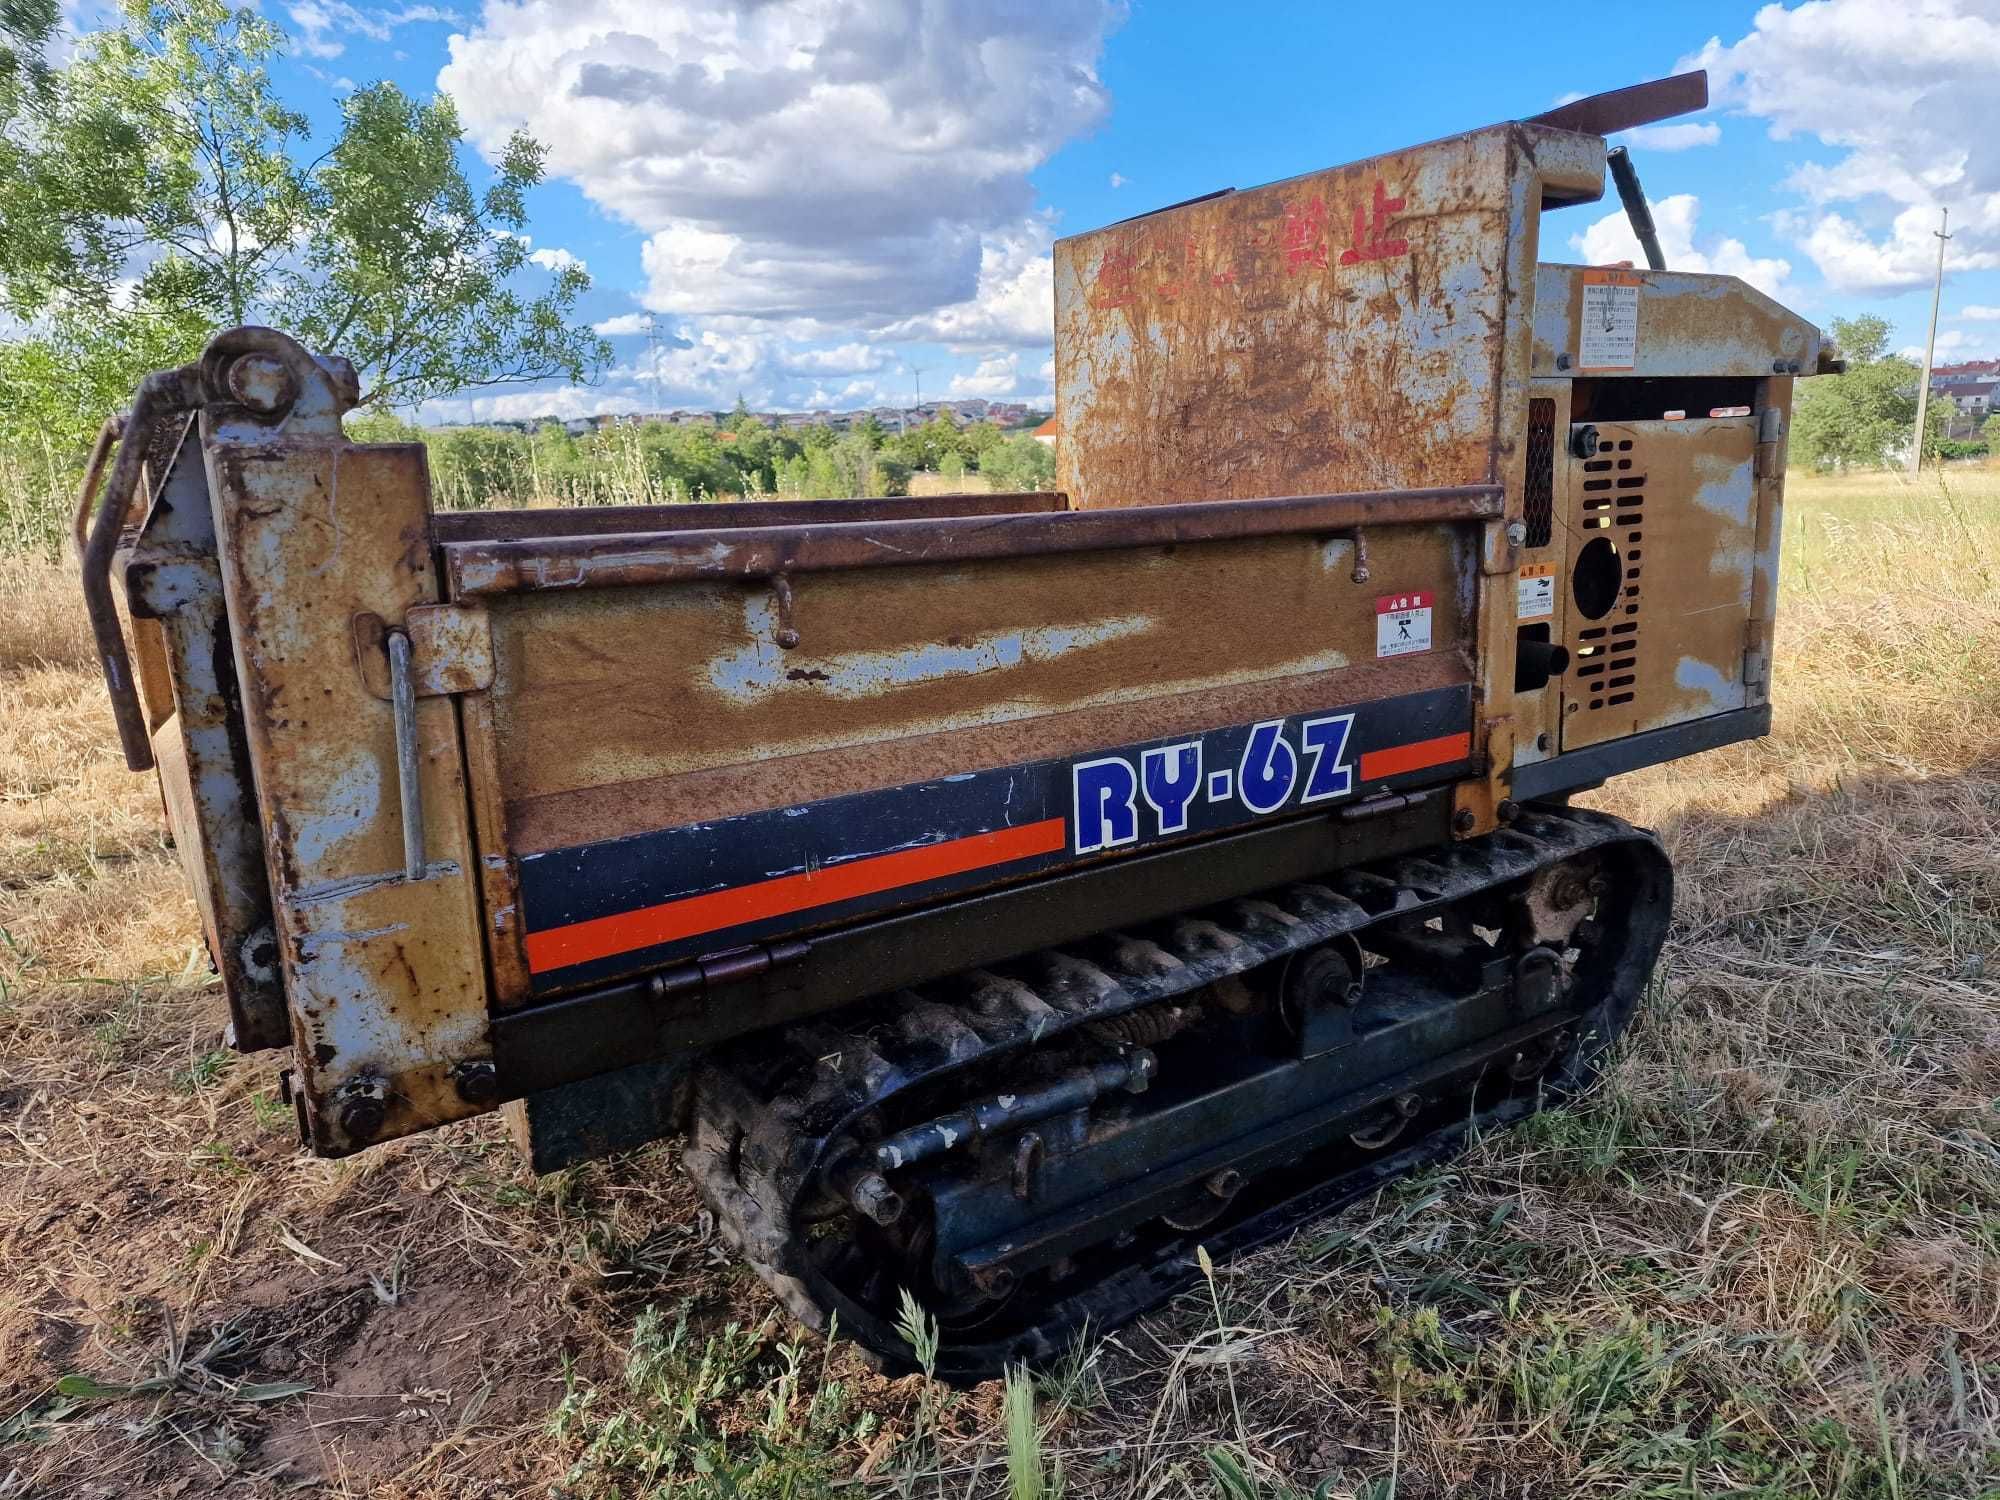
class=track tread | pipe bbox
[684,805,1671,1378]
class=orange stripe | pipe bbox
[524,816,1069,973]
[1359,730,1472,781]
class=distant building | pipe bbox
[1932,360,1999,438]
[1031,415,1058,447]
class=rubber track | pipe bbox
[684,805,1671,1379]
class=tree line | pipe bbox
[349,408,1058,510]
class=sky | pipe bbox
[237,0,2000,421]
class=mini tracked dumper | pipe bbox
[80,73,1830,1377]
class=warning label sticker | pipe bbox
[1375,591,1433,658]
[1579,268,1642,370]
[1516,562,1556,619]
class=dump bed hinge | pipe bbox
[649,939,814,1001]
[352,604,494,698]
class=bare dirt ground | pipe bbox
[2,472,1996,1498]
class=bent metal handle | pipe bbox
[79,364,203,772]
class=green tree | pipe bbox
[284,83,604,408]
[0,0,605,448]
[1790,314,1941,471]
[1982,412,2000,446]
[981,434,1057,493]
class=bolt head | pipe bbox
[338,1094,386,1143]
[1556,352,1573,371]
[226,353,298,416]
[451,1058,500,1106]
[1452,808,1478,836]
[1505,520,1528,546]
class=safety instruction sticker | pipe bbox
[1579,268,1642,370]
[1375,591,1433,657]
[1516,561,1556,619]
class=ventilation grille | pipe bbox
[1575,437,1643,714]
[1524,398,1556,548]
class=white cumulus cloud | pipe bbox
[1958,304,2000,320]
[529,246,584,272]
[1571,193,1793,299]
[439,0,1120,335]
[1688,0,2000,293]
[591,312,652,336]
[1896,328,1977,361]
[1617,121,1720,152]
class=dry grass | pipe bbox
[1,470,1995,1497]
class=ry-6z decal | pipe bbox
[517,684,1473,991]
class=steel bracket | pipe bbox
[353,605,494,699]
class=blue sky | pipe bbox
[253,0,2000,420]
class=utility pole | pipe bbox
[1909,207,1951,475]
[902,364,924,435]
[643,315,661,419]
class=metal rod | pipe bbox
[866,1049,1156,1175]
[387,629,425,881]
[70,416,123,561]
[444,484,1505,598]
[80,364,203,771]
[1605,147,1665,271]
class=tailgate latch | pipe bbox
[352,605,495,699]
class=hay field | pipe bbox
[0,471,1995,1497]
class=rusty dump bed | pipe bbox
[86,75,1822,1169]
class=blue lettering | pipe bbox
[1141,741,1203,833]
[1072,757,1139,853]
[1299,714,1356,802]
[1236,721,1298,814]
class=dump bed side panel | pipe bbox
[446,499,1492,1000]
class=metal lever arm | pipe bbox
[1606,146,1666,271]
[78,365,203,771]
[386,629,426,881]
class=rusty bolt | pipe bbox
[336,1083,388,1144]
[1206,1168,1244,1199]
[451,1058,499,1106]
[847,1170,904,1227]
[1452,808,1477,836]
[1504,520,1527,547]
[225,353,298,416]
[775,627,801,650]
[1555,352,1572,371]
[1536,732,1551,751]
[1772,358,1789,373]
[1570,424,1601,460]
[1497,799,1521,824]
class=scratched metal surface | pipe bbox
[120,424,289,1049]
[195,330,492,1155]
[1052,125,1603,509]
[1532,265,1821,379]
[480,523,1475,849]
[1557,418,1760,751]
